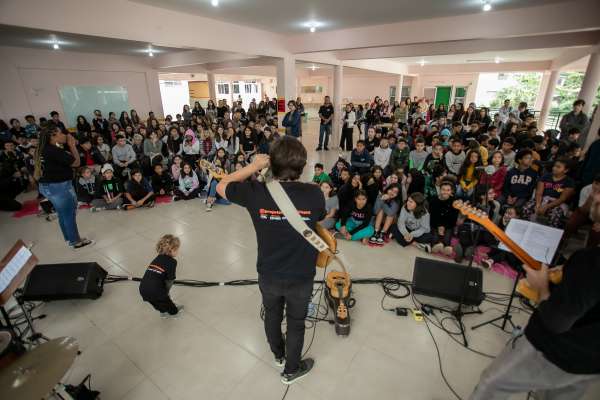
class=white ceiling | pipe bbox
[131,0,570,34]
[387,48,569,65]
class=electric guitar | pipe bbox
[452,200,562,303]
[198,159,227,180]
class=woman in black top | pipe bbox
[34,123,93,249]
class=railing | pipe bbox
[488,108,564,131]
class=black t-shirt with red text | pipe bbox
[226,180,326,280]
[540,173,575,199]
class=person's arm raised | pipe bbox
[216,154,270,200]
[67,134,81,168]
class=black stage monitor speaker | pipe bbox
[412,257,483,306]
[22,262,108,301]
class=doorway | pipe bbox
[435,86,452,107]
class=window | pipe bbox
[232,81,240,94]
[454,87,467,104]
[161,80,182,87]
[217,82,229,95]
[498,73,508,81]
[400,86,411,100]
[301,85,323,93]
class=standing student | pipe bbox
[217,137,326,384]
[34,123,93,249]
[391,192,433,251]
[339,104,356,151]
[317,96,334,151]
[139,234,183,318]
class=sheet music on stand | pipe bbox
[0,240,38,306]
[0,247,32,293]
[498,219,563,264]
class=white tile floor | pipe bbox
[1,121,599,400]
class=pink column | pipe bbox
[578,52,600,115]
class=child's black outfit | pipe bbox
[151,172,173,194]
[139,254,178,315]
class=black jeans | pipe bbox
[258,275,313,374]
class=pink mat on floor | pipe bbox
[12,199,40,218]
[154,195,173,204]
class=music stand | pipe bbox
[472,267,521,333]
[0,240,47,345]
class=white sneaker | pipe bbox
[481,258,493,269]
[415,243,432,253]
[206,203,213,212]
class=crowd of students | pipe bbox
[1,94,599,266]
[311,96,600,270]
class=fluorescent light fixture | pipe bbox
[419,59,426,67]
[149,51,154,57]
[52,42,60,50]
[482,1,492,11]
[305,21,321,33]
[310,26,316,33]
[494,56,501,64]
[211,0,219,6]
[311,65,317,71]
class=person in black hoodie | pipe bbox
[337,173,362,216]
[500,149,538,208]
[124,169,155,210]
[77,138,105,174]
[150,163,173,196]
[335,189,374,245]
[429,181,458,255]
[139,234,183,318]
[329,158,350,189]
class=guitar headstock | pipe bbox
[452,200,490,225]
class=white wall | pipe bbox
[0,46,163,127]
[159,80,190,118]
[410,73,479,105]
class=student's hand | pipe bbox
[160,189,165,195]
[382,194,390,201]
[344,232,352,240]
[136,200,144,207]
[252,154,270,171]
[404,234,413,242]
[523,263,550,302]
[592,222,600,232]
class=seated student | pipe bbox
[350,140,373,175]
[522,158,575,228]
[389,137,410,173]
[424,164,450,200]
[92,164,124,212]
[457,150,483,199]
[77,137,105,175]
[391,192,433,251]
[338,173,362,215]
[112,135,138,179]
[335,189,374,245]
[429,181,458,255]
[423,142,444,176]
[374,136,392,169]
[467,139,488,167]
[76,166,97,205]
[199,129,216,160]
[312,163,331,184]
[95,136,112,163]
[479,206,523,270]
[151,163,173,196]
[174,162,200,201]
[124,169,155,210]
[364,127,378,154]
[139,234,184,318]
[500,137,516,168]
[409,137,429,171]
[369,183,402,245]
[182,129,200,165]
[444,136,466,176]
[319,180,339,230]
[171,154,183,184]
[203,152,231,212]
[240,126,257,161]
[479,150,507,198]
[563,173,600,248]
[329,158,350,188]
[406,168,426,197]
[362,166,385,206]
[500,149,538,208]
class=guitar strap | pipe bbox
[265,177,330,254]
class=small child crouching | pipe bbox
[139,234,183,318]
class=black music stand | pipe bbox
[472,268,521,333]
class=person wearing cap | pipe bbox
[92,163,124,211]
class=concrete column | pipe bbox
[578,52,600,115]
[333,64,343,147]
[584,110,599,152]
[276,55,296,131]
[538,70,560,129]
[397,74,404,102]
[207,72,216,101]
[534,70,551,111]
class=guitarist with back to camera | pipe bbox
[470,191,600,400]
[216,136,326,385]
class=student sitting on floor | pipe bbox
[171,154,183,183]
[319,180,339,230]
[312,162,331,184]
[409,136,428,171]
[369,183,402,245]
[335,189,374,245]
[124,169,155,210]
[350,140,373,175]
[76,166,97,205]
[139,234,184,318]
[92,164,124,212]
[151,163,173,196]
[391,192,433,251]
[521,157,575,228]
[174,162,200,201]
[563,173,600,248]
[479,206,523,271]
[429,181,458,255]
[457,150,482,199]
[329,158,350,189]
[203,150,231,212]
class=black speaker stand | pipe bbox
[13,288,49,345]
[422,302,481,347]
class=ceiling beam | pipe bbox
[551,44,600,70]
[333,31,600,61]
[286,0,600,54]
[407,60,552,75]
